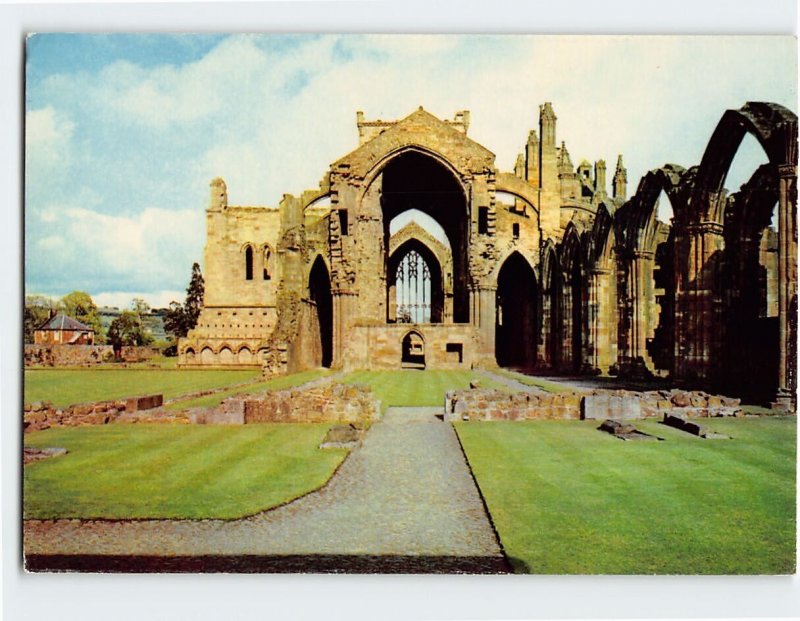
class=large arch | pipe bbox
[308,255,333,368]
[495,251,539,369]
[375,149,471,323]
[677,103,797,403]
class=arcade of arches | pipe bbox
[179,102,797,408]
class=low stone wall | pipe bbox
[444,388,742,422]
[24,344,161,367]
[194,382,381,425]
[23,394,177,432]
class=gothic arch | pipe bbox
[388,237,445,324]
[360,145,468,203]
[495,251,539,369]
[691,102,797,223]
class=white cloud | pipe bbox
[93,290,186,310]
[25,34,796,301]
[25,106,75,173]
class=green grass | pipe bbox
[24,368,260,408]
[494,368,572,393]
[167,368,332,410]
[24,424,347,519]
[456,416,796,574]
[342,369,508,411]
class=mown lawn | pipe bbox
[456,416,796,574]
[24,368,260,408]
[166,368,332,410]
[24,424,347,520]
[494,368,572,393]
[342,369,508,411]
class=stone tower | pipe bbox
[613,155,627,200]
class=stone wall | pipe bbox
[444,388,742,422]
[24,344,160,367]
[24,394,173,432]
[343,324,481,370]
[196,382,381,425]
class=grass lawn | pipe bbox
[24,424,347,520]
[24,368,261,408]
[456,416,796,574]
[342,369,508,411]
[494,368,572,393]
[166,368,332,410]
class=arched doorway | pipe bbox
[401,330,425,369]
[309,256,333,368]
[495,252,539,368]
[379,150,470,323]
[388,239,444,323]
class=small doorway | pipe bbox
[401,331,426,369]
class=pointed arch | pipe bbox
[495,251,539,369]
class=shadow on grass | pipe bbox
[26,553,515,574]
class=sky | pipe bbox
[25,34,797,309]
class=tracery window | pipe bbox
[396,249,431,324]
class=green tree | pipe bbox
[23,295,56,344]
[107,310,153,358]
[59,291,105,343]
[164,263,205,340]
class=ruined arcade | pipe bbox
[179,102,798,408]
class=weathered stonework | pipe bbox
[443,388,742,422]
[25,344,160,367]
[179,102,796,409]
[23,394,172,432]
[193,382,381,425]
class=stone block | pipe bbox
[125,394,164,412]
[582,393,642,420]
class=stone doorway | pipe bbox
[401,331,426,369]
[495,252,538,369]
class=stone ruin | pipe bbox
[177,101,796,412]
[444,387,742,422]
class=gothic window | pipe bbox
[396,249,431,324]
[478,206,489,235]
[245,245,253,280]
[262,245,272,280]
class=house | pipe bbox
[34,313,95,345]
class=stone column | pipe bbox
[473,285,497,367]
[678,221,724,382]
[630,251,654,366]
[775,164,798,408]
[331,289,357,370]
[588,267,613,372]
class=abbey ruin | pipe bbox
[179,102,797,408]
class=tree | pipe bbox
[59,291,105,343]
[107,310,152,358]
[164,263,205,340]
[24,295,56,343]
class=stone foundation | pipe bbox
[444,388,742,422]
[223,382,380,425]
[24,344,160,367]
[23,395,176,432]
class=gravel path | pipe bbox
[25,407,506,572]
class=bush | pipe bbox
[163,344,178,357]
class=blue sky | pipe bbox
[25,34,797,308]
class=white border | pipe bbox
[3,2,798,620]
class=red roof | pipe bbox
[35,313,94,332]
